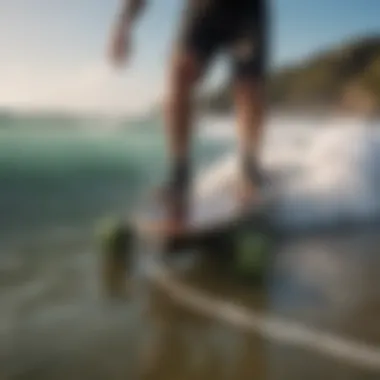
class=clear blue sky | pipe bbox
[0,0,379,114]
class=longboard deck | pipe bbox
[132,186,273,249]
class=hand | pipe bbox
[108,23,131,68]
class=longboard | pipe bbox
[131,184,275,253]
[99,183,278,296]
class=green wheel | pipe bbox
[96,218,134,298]
[96,217,123,242]
[233,227,274,282]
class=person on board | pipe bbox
[108,0,269,211]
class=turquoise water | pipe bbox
[0,114,230,246]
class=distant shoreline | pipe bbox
[1,35,379,122]
[202,35,380,119]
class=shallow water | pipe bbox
[1,114,380,379]
[1,227,380,380]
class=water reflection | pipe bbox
[1,230,380,379]
[138,280,267,380]
[136,229,380,380]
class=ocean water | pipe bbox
[2,112,380,245]
[0,114,230,248]
[1,112,380,379]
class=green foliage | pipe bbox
[361,56,380,105]
[204,35,380,114]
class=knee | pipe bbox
[234,78,266,104]
[169,52,202,94]
[163,52,203,115]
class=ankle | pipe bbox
[169,158,190,189]
[241,153,257,171]
[241,154,262,183]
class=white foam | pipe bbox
[196,115,380,230]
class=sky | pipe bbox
[0,0,379,115]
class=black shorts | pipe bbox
[178,0,269,80]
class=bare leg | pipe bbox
[234,77,265,158]
[159,49,204,208]
[164,50,203,164]
[233,77,266,202]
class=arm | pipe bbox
[117,0,147,30]
[109,0,148,66]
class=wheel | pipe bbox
[97,218,134,298]
[232,221,276,284]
